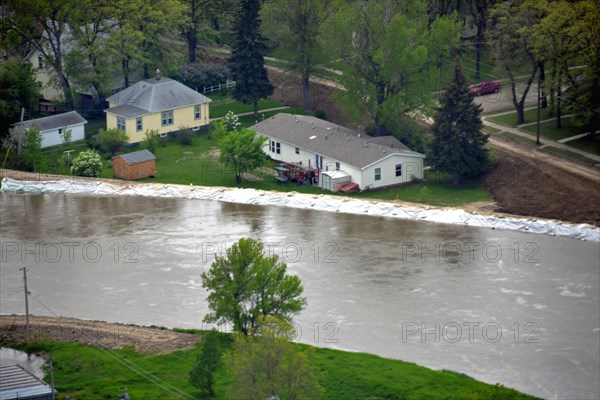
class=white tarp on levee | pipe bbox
[2,177,598,241]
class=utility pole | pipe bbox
[21,267,30,337]
[50,354,55,400]
[536,72,541,145]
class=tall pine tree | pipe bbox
[429,58,490,185]
[229,0,274,118]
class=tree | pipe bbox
[487,0,546,125]
[21,127,44,172]
[563,0,600,139]
[71,149,103,177]
[98,128,127,156]
[2,0,77,108]
[224,317,322,400]
[262,0,337,112]
[429,58,490,185]
[189,331,227,396]
[217,127,268,183]
[229,0,274,118]
[201,238,307,336]
[0,60,39,141]
[327,0,461,136]
[467,0,498,80]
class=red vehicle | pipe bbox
[469,81,501,96]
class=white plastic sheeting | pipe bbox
[3,177,599,241]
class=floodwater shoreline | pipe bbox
[2,175,599,242]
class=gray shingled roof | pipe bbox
[251,114,424,169]
[106,77,211,114]
[14,111,87,132]
[114,149,156,164]
[104,104,148,118]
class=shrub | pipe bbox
[314,109,327,120]
[177,63,229,91]
[71,150,103,177]
[98,128,127,156]
[223,111,241,132]
[179,126,194,145]
[142,130,160,153]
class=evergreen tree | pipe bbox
[189,331,224,396]
[429,58,490,185]
[229,0,274,118]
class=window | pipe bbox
[37,56,43,69]
[335,162,340,171]
[395,163,402,177]
[375,167,381,181]
[117,116,125,130]
[58,128,63,135]
[194,105,201,120]
[295,147,300,155]
[136,117,143,132]
[161,110,173,126]
[270,140,281,154]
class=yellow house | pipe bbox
[104,70,212,143]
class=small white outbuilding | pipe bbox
[14,111,87,148]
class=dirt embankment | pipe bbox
[0,315,200,353]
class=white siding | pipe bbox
[361,155,424,189]
[40,123,86,148]
[260,134,424,190]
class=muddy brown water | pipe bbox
[0,193,598,399]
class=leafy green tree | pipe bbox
[71,150,103,177]
[0,60,39,141]
[189,331,225,396]
[563,0,600,139]
[98,128,127,156]
[217,127,268,183]
[487,0,546,125]
[229,0,274,118]
[23,127,44,172]
[201,238,307,336]
[224,317,322,400]
[2,0,77,108]
[467,0,499,80]
[327,0,461,136]
[429,58,490,185]
[262,0,337,112]
[222,111,241,132]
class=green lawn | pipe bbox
[521,117,586,141]
[488,108,553,127]
[210,98,285,118]
[12,337,538,400]
[564,134,600,156]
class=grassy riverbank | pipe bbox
[11,334,538,400]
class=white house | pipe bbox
[251,114,425,190]
[15,111,87,148]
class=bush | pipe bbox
[177,63,229,91]
[179,126,194,145]
[142,130,160,153]
[71,150,103,177]
[314,109,327,120]
[98,128,127,156]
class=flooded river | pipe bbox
[0,193,598,399]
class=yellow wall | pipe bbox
[106,103,210,144]
[26,51,62,101]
